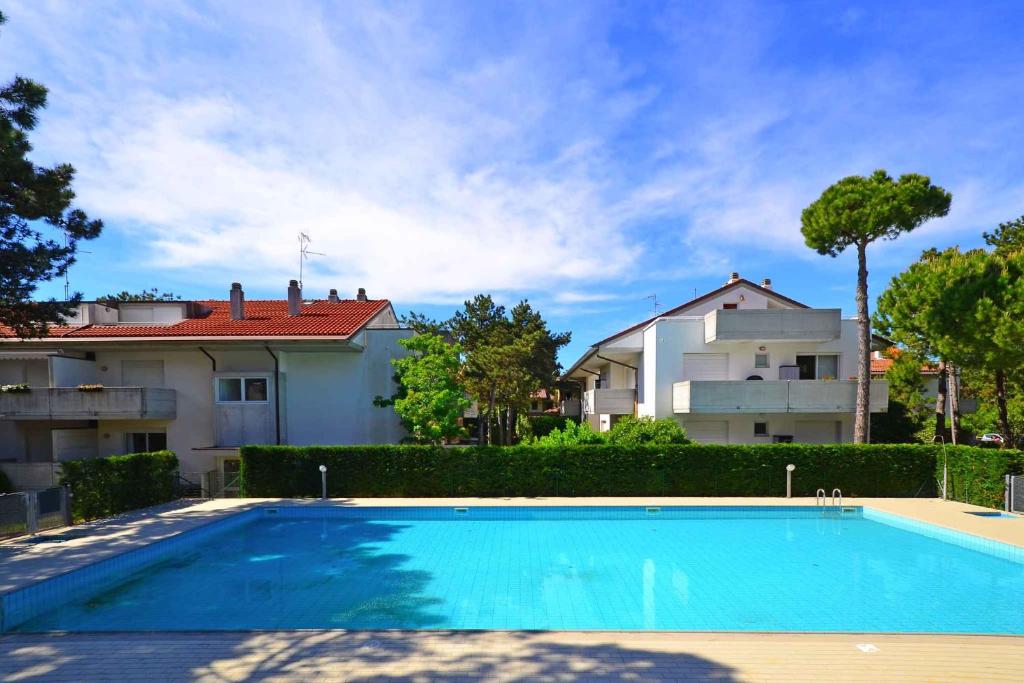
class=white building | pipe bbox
[0,281,410,487]
[561,274,889,444]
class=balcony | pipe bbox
[672,380,888,414]
[704,308,841,343]
[559,400,581,417]
[0,388,177,420]
[582,388,635,416]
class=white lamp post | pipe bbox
[319,464,328,499]
[786,464,796,499]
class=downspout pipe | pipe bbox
[198,346,216,372]
[265,346,282,445]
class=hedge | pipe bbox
[240,443,1024,506]
[60,450,179,521]
[0,468,12,494]
[942,444,1023,509]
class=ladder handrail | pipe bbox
[831,488,842,507]
[816,488,826,506]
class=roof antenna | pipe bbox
[645,294,662,315]
[297,232,325,290]
[63,230,91,301]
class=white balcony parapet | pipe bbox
[582,388,635,416]
[559,400,581,417]
[0,387,177,420]
[704,308,841,343]
[673,380,888,414]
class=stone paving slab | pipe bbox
[1,630,1021,682]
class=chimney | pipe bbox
[761,277,772,290]
[328,288,340,304]
[229,282,245,320]
[356,287,368,302]
[726,272,740,285]
[287,279,302,316]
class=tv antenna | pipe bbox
[646,294,662,315]
[63,231,91,301]
[297,232,325,289]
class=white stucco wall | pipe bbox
[93,349,216,473]
[281,329,412,445]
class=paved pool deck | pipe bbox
[2,496,1023,681]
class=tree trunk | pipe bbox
[506,406,516,445]
[487,388,497,446]
[995,369,1012,448]
[854,240,871,443]
[933,359,948,442]
[948,363,961,445]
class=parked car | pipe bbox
[978,433,1005,444]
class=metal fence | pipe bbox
[0,487,71,540]
[1008,475,1024,513]
[176,471,240,499]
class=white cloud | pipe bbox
[2,0,1023,310]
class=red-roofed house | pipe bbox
[0,281,411,488]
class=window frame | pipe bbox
[753,422,769,437]
[794,354,840,380]
[213,374,272,404]
[754,353,770,369]
[125,431,167,452]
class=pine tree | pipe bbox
[0,11,103,337]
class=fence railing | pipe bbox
[0,487,72,540]
[176,471,240,499]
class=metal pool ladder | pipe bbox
[816,488,827,506]
[831,488,843,507]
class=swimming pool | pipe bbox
[4,506,1023,633]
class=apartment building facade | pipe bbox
[561,275,889,444]
[0,281,410,484]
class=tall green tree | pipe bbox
[412,294,570,445]
[801,170,951,442]
[874,249,958,441]
[922,247,1024,446]
[0,11,102,337]
[380,333,469,444]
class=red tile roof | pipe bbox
[0,299,392,340]
[870,356,940,375]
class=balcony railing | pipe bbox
[672,380,888,414]
[582,388,636,416]
[559,400,581,417]
[704,308,841,343]
[0,387,177,420]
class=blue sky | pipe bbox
[3,1,1023,364]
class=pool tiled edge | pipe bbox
[863,506,1024,563]
[0,508,258,632]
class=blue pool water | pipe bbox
[9,507,1024,633]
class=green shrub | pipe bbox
[607,416,689,445]
[533,421,606,447]
[0,468,12,494]
[60,451,179,521]
[239,443,994,500]
[940,444,1024,508]
[528,414,576,438]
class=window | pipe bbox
[754,422,769,437]
[216,377,269,403]
[722,303,738,309]
[126,432,167,452]
[795,354,840,380]
[754,353,770,369]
